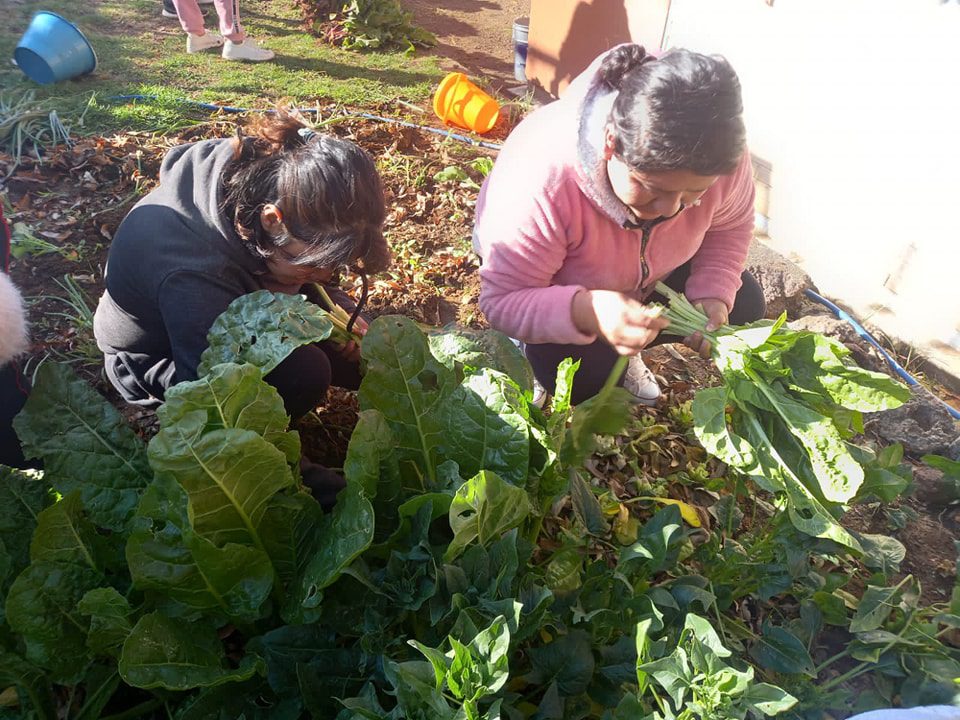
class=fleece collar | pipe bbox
[575,76,636,228]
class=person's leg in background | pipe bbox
[215,0,275,62]
[524,339,621,407]
[0,363,34,469]
[162,0,212,19]
[170,0,226,53]
[265,341,362,509]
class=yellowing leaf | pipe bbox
[613,504,640,545]
[639,497,702,528]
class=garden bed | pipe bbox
[2,112,960,719]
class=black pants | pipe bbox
[524,266,766,405]
[105,340,361,420]
[0,362,33,469]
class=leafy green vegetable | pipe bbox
[445,471,532,561]
[13,363,151,531]
[118,612,264,690]
[197,289,333,377]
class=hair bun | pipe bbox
[598,44,652,90]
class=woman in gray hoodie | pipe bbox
[93,113,390,506]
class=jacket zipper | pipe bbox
[626,216,670,292]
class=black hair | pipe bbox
[599,44,746,176]
[221,111,390,274]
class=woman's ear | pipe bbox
[602,125,617,161]
[260,203,284,233]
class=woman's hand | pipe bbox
[337,316,368,363]
[683,298,728,358]
[572,289,669,355]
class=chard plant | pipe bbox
[654,282,912,552]
[0,290,956,719]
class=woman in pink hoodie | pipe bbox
[474,44,765,405]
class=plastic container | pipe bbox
[14,11,97,85]
[512,16,529,83]
[432,72,500,135]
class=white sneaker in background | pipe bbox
[186,31,224,53]
[222,37,275,62]
[622,354,661,406]
[531,379,547,408]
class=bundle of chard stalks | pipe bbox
[313,284,363,345]
[652,282,911,551]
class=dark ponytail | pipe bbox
[603,44,746,176]
[221,110,390,274]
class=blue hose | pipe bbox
[106,95,505,150]
[804,289,960,420]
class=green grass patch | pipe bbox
[1,0,443,134]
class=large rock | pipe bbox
[866,389,960,458]
[745,240,819,319]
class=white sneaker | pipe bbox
[622,355,661,406]
[161,8,178,18]
[222,37,275,62]
[186,31,224,53]
[531,379,547,408]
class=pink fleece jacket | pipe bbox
[474,49,755,346]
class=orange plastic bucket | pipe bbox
[432,72,500,135]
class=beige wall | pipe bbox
[663,0,960,376]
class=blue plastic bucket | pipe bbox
[14,11,97,85]
[512,16,529,83]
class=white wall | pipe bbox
[663,0,960,370]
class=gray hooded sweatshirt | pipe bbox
[93,138,266,393]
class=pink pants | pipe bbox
[173,0,245,42]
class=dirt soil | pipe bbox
[403,0,531,92]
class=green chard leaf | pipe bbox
[782,333,910,412]
[148,411,296,547]
[691,386,757,470]
[749,624,816,677]
[445,471,532,562]
[5,561,102,683]
[850,579,912,633]
[359,315,457,488]
[569,471,608,535]
[0,649,56,720]
[0,465,53,588]
[13,363,152,532]
[428,326,534,392]
[125,475,274,623]
[198,290,333,377]
[742,682,798,714]
[760,380,864,503]
[158,362,301,465]
[284,483,374,624]
[77,587,133,657]
[119,612,264,690]
[524,629,595,697]
[30,492,102,572]
[443,369,531,487]
[343,409,400,499]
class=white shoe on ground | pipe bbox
[161,8,178,18]
[222,37,275,62]
[186,31,225,53]
[622,355,661,406]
